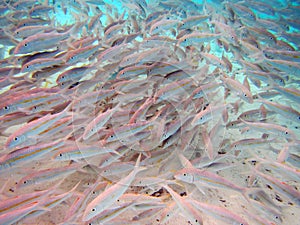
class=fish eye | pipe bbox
[23,180,27,184]
[285,131,288,134]
[183,173,186,176]
[244,93,247,97]
[14,137,18,141]
[24,43,28,47]
[3,106,9,110]
[26,65,29,68]
[59,153,63,157]
[92,208,96,211]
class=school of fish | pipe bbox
[0,0,300,224]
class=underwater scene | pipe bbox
[0,0,300,224]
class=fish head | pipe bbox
[83,204,102,222]
[16,177,35,189]
[53,151,69,161]
[179,38,190,47]
[0,104,17,116]
[21,64,32,73]
[282,129,296,140]
[192,112,211,126]
[174,170,194,183]
[240,92,253,104]
[14,40,32,55]
[6,134,27,149]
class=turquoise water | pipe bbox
[0,0,299,224]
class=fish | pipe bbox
[245,70,286,87]
[0,88,62,116]
[162,184,203,225]
[14,29,72,55]
[257,98,300,124]
[0,201,43,225]
[82,154,145,221]
[14,25,54,40]
[226,2,256,22]
[189,199,250,225]
[179,15,210,29]
[104,120,155,143]
[0,188,53,214]
[191,104,228,126]
[240,119,297,141]
[64,44,102,65]
[191,81,221,99]
[237,105,269,122]
[174,167,250,200]
[87,201,135,224]
[53,143,120,161]
[0,141,64,172]
[230,138,276,151]
[272,85,300,103]
[82,104,121,140]
[21,57,64,73]
[178,32,220,47]
[16,163,82,189]
[150,19,182,35]
[154,78,195,103]
[252,165,300,206]
[117,65,150,79]
[97,43,128,62]
[220,76,253,103]
[5,105,71,149]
